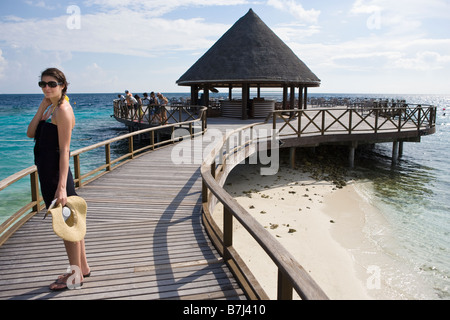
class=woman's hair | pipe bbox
[41,68,68,107]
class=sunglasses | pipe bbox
[38,81,63,88]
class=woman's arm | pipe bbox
[54,101,75,207]
[27,98,52,138]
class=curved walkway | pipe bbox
[0,119,259,300]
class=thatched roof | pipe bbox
[177,9,320,88]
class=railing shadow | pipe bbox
[152,168,239,299]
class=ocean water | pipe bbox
[0,92,449,299]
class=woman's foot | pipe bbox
[56,268,90,281]
[50,273,83,291]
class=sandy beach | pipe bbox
[212,155,400,300]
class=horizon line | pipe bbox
[1,91,449,96]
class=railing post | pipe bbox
[321,110,325,135]
[417,106,422,131]
[348,109,353,134]
[203,108,207,132]
[374,109,379,134]
[74,154,82,188]
[211,160,216,179]
[277,270,293,300]
[151,131,155,150]
[105,143,111,172]
[30,170,40,213]
[128,136,134,159]
[273,112,277,131]
[171,126,175,144]
[223,206,233,261]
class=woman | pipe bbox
[27,68,90,291]
[157,92,168,124]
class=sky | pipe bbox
[0,0,449,94]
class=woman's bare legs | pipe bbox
[50,240,90,290]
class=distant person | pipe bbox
[127,95,138,120]
[134,94,142,120]
[125,90,133,107]
[117,94,126,117]
[150,92,160,123]
[27,68,90,291]
[149,92,157,104]
[157,92,168,124]
[142,93,150,106]
[118,94,126,102]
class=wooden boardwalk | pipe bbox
[0,119,259,300]
[0,107,436,300]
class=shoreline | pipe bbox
[213,162,398,299]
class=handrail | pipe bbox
[199,103,436,300]
[0,106,207,246]
[200,122,329,300]
[113,100,201,126]
[272,104,436,138]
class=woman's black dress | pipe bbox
[34,120,77,209]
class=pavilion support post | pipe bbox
[290,85,295,110]
[392,141,399,165]
[290,147,296,169]
[242,83,249,120]
[203,86,210,109]
[304,87,308,110]
[399,141,404,158]
[191,86,199,105]
[229,85,233,100]
[349,141,357,168]
[299,86,304,109]
[282,85,288,110]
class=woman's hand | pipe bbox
[27,98,53,138]
[54,187,68,208]
[39,97,53,110]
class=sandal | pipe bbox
[56,271,90,281]
[50,273,83,291]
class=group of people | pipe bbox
[117,90,169,124]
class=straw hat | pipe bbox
[45,196,87,242]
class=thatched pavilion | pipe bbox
[176,9,320,119]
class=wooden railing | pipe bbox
[200,123,329,300]
[273,104,436,138]
[0,106,207,246]
[113,100,202,126]
[199,103,436,300]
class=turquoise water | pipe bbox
[0,93,130,222]
[0,92,449,299]
[350,95,450,299]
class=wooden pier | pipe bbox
[0,104,437,300]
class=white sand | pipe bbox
[212,163,396,300]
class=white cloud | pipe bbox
[84,0,250,17]
[0,10,229,58]
[267,0,320,24]
[273,23,321,42]
[25,0,57,10]
[69,63,120,92]
[390,51,450,71]
[350,0,450,35]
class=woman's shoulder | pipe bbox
[56,100,75,121]
[58,99,73,111]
